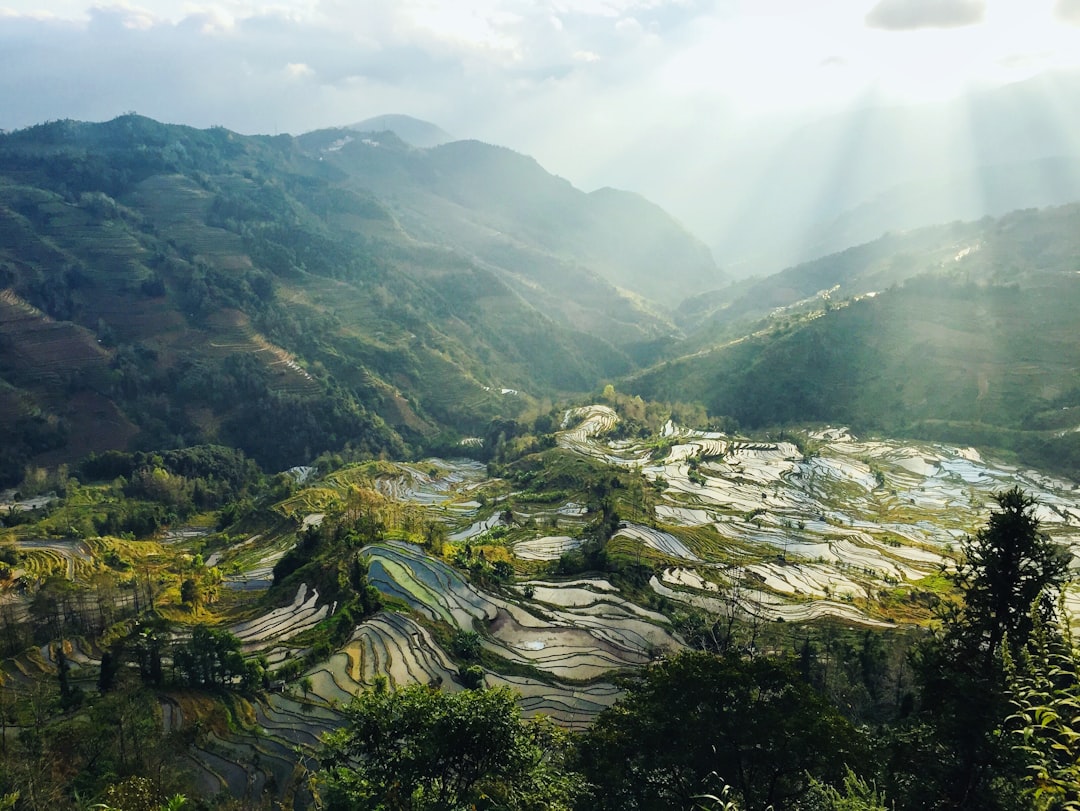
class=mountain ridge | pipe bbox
[630,202,1080,478]
[0,114,714,480]
[348,114,453,148]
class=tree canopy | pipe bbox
[319,680,582,811]
[952,486,1071,663]
[575,650,863,810]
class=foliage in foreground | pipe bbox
[904,486,1071,810]
[575,651,864,810]
[796,769,890,811]
[1007,598,1080,810]
[319,679,583,811]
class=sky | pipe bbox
[3,0,1080,271]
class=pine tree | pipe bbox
[910,487,1071,809]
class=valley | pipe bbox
[2,113,1080,809]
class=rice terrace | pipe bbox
[5,398,1080,806]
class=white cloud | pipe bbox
[1056,0,1080,23]
[89,3,159,30]
[866,0,985,31]
[183,9,235,35]
[285,61,314,79]
[1,0,1078,223]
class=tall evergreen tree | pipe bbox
[906,488,1070,809]
[951,487,1070,665]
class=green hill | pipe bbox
[298,130,721,315]
[0,115,714,481]
[631,204,1080,477]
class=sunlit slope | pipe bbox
[681,203,1080,331]
[299,130,721,314]
[809,156,1080,265]
[641,205,1080,477]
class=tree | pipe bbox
[459,665,485,690]
[97,648,120,692]
[55,644,77,709]
[951,487,1070,665]
[422,521,447,556]
[906,487,1071,809]
[99,776,167,811]
[349,554,383,617]
[319,682,582,811]
[450,630,481,662]
[179,578,201,614]
[132,621,167,686]
[576,650,864,810]
[171,627,250,688]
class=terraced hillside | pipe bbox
[4,400,1080,808]
[636,204,1080,480]
[555,405,1080,626]
[198,404,1080,709]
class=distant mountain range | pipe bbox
[0,114,717,481]
[3,111,1080,483]
[672,70,1080,277]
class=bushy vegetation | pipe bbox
[320,680,583,811]
[576,651,863,810]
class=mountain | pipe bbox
[677,218,990,333]
[633,203,1080,478]
[583,187,719,307]
[7,111,1077,486]
[674,70,1080,277]
[808,156,1080,262]
[0,114,711,481]
[348,114,453,148]
[297,130,723,310]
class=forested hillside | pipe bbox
[0,115,717,482]
[632,203,1080,478]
